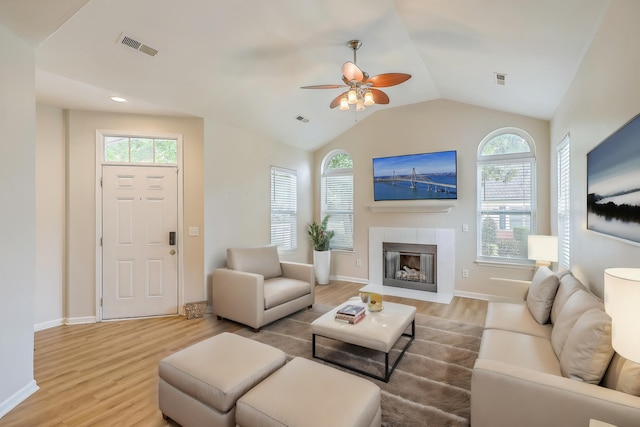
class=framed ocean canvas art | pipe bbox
[587,113,640,244]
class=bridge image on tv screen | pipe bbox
[373,150,457,201]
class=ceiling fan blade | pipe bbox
[300,84,347,89]
[329,93,346,109]
[342,61,364,82]
[367,73,412,87]
[370,88,390,104]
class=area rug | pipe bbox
[235,305,483,427]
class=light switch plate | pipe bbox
[188,226,199,237]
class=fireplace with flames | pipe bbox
[382,242,437,292]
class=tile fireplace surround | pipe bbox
[361,227,454,304]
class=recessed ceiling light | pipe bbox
[110,96,127,103]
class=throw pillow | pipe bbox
[550,273,586,325]
[602,353,640,396]
[551,289,603,357]
[559,308,614,384]
[526,266,560,324]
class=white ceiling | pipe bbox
[0,0,610,151]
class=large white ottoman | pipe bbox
[236,357,381,427]
[158,332,286,427]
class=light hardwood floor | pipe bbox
[1,281,487,427]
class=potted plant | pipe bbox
[308,215,335,285]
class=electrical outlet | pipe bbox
[462,269,469,278]
[462,224,469,232]
[356,259,362,267]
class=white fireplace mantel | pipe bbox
[367,201,456,213]
[363,227,455,304]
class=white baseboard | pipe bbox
[454,290,524,303]
[330,275,368,285]
[65,316,96,325]
[34,318,64,332]
[360,284,454,304]
[0,380,39,418]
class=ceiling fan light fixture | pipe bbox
[339,96,350,110]
[363,91,375,106]
[347,89,357,104]
[300,40,411,111]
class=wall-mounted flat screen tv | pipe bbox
[373,150,457,201]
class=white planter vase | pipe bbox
[313,250,331,285]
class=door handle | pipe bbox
[170,249,176,255]
[169,232,176,245]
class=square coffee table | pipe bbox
[311,300,416,382]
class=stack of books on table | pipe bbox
[335,304,366,324]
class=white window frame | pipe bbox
[321,150,354,251]
[557,135,571,270]
[270,166,297,252]
[477,128,537,265]
[103,135,179,165]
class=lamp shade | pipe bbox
[347,89,357,104]
[527,235,558,266]
[339,96,349,111]
[604,268,640,363]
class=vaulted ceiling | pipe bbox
[0,0,610,150]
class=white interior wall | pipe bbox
[203,119,314,305]
[64,110,205,322]
[550,0,640,296]
[35,105,65,330]
[314,99,550,300]
[0,24,38,416]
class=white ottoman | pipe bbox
[236,357,381,427]
[158,332,286,427]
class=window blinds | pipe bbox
[557,137,571,269]
[321,172,354,250]
[270,167,297,251]
[478,160,534,260]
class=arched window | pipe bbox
[321,151,354,251]
[477,129,536,263]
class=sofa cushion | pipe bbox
[263,277,311,310]
[551,290,603,357]
[526,266,560,324]
[227,246,282,279]
[550,272,586,324]
[559,308,614,383]
[602,353,640,396]
[478,329,562,376]
[484,302,552,339]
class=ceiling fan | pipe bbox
[301,40,411,111]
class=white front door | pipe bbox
[102,165,178,319]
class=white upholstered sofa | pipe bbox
[211,245,315,330]
[471,267,640,427]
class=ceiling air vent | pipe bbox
[118,33,158,57]
[495,72,507,86]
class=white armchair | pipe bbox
[211,246,315,331]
